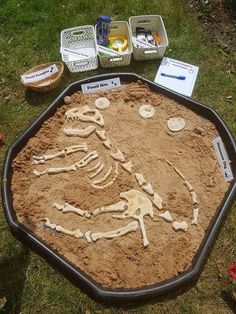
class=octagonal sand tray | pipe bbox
[2,73,236,302]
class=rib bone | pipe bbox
[86,160,101,172]
[90,221,138,242]
[110,149,125,162]
[92,165,112,185]
[172,221,188,232]
[63,126,96,137]
[53,202,91,218]
[91,163,118,189]
[75,151,98,168]
[89,163,104,178]
[92,201,126,216]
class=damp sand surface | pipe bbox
[11,81,229,289]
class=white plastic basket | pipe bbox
[129,15,169,61]
[60,25,98,73]
[97,21,133,68]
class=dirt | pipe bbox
[11,81,229,289]
[190,0,236,54]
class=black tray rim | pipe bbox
[2,72,236,303]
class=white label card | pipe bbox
[21,64,58,84]
[213,136,233,182]
[81,78,121,94]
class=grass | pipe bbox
[0,0,236,313]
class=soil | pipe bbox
[190,0,236,54]
[10,81,230,289]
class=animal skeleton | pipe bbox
[34,98,201,248]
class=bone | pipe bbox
[44,217,56,229]
[190,191,198,204]
[89,163,104,179]
[122,161,133,174]
[53,202,91,218]
[95,130,107,141]
[86,160,101,172]
[172,221,188,232]
[139,104,155,119]
[90,221,138,242]
[92,165,112,185]
[114,190,153,247]
[165,159,185,180]
[142,183,154,196]
[84,231,92,242]
[65,143,88,155]
[55,225,84,238]
[63,126,96,137]
[79,105,104,126]
[95,97,110,110]
[110,149,125,162]
[91,163,118,189]
[159,210,173,222]
[65,106,104,126]
[184,180,193,192]
[173,167,185,180]
[191,207,199,225]
[102,138,112,150]
[32,144,88,164]
[64,96,72,104]
[92,201,126,216]
[135,173,146,186]
[153,192,163,210]
[75,151,98,168]
[44,218,83,238]
[33,165,76,176]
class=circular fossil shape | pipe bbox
[95,97,110,110]
[139,104,155,119]
[167,117,186,132]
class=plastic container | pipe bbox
[2,73,236,303]
[60,25,98,72]
[129,15,169,60]
[97,21,133,68]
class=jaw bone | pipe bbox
[65,105,104,127]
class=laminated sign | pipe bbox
[213,136,233,182]
[21,64,58,84]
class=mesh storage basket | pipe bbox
[129,15,169,61]
[60,25,98,72]
[97,21,133,68]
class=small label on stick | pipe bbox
[81,78,121,94]
[213,136,233,182]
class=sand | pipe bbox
[11,81,229,289]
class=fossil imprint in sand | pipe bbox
[33,97,200,247]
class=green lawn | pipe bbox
[0,1,236,313]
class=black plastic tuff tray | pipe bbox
[2,73,236,303]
